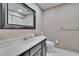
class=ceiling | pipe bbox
[36,3,62,10]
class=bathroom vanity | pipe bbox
[19,38,47,56]
[0,35,47,56]
[0,3,47,56]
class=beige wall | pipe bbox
[0,3,42,40]
[43,3,79,52]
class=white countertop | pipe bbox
[0,35,47,56]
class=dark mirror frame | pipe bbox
[0,3,36,29]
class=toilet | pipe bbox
[46,41,56,53]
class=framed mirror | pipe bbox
[0,3,36,29]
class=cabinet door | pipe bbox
[42,45,47,56]
[30,43,41,56]
[20,51,30,56]
[33,49,42,56]
[37,49,42,56]
[33,53,38,56]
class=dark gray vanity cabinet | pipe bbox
[19,39,47,56]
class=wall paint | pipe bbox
[43,3,79,52]
[0,3,42,40]
[27,3,43,32]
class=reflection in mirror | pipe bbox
[8,3,33,26]
[0,3,36,29]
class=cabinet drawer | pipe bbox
[30,43,41,56]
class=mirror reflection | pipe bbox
[8,3,33,26]
[1,3,36,29]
